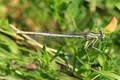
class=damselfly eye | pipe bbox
[99,30,105,38]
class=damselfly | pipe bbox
[16,30,105,52]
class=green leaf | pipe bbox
[42,45,51,65]
[66,0,81,18]
[97,70,120,80]
[43,45,50,61]
[115,3,120,10]
[0,19,10,30]
[86,70,120,80]
[0,34,20,54]
[50,46,63,62]
[97,54,106,69]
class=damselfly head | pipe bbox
[99,30,105,38]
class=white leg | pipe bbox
[92,38,102,52]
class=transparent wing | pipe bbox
[29,34,85,51]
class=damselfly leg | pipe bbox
[85,38,102,52]
[84,32,103,52]
[92,38,102,52]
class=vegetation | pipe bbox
[0,0,120,80]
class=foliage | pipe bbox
[0,0,120,80]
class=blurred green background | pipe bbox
[0,0,120,80]
[1,0,119,31]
